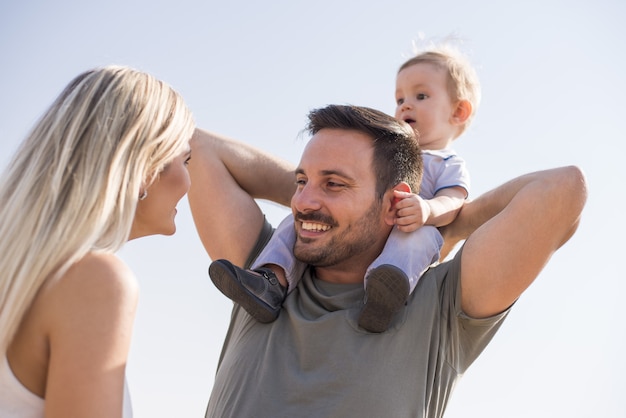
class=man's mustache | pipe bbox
[294,212,338,227]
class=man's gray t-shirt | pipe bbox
[206,227,509,418]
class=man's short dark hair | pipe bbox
[307,104,422,199]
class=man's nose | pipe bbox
[292,184,322,213]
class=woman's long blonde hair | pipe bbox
[0,65,195,354]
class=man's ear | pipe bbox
[394,182,412,194]
[383,182,411,226]
[451,99,472,126]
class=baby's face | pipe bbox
[394,62,458,150]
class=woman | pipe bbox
[0,65,195,417]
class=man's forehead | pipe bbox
[302,128,373,156]
[297,129,374,176]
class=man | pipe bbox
[188,105,586,417]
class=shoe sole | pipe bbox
[358,265,409,333]
[209,261,279,323]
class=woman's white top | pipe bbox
[0,354,133,417]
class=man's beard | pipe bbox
[293,200,382,267]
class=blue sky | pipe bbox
[1,0,624,416]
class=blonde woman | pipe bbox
[0,66,195,417]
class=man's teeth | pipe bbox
[302,222,330,232]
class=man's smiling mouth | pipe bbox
[301,222,331,232]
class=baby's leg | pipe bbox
[208,214,305,323]
[367,225,443,293]
[251,213,305,293]
[358,226,442,333]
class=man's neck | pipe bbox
[313,262,369,285]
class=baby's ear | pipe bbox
[452,100,472,125]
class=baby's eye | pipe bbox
[184,156,191,166]
[396,98,404,106]
[416,93,428,100]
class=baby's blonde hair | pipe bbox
[0,65,195,354]
[399,42,481,137]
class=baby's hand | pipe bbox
[393,190,430,233]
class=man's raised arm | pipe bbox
[442,166,587,318]
[187,128,296,266]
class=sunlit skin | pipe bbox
[395,62,468,150]
[291,129,397,284]
[130,147,192,239]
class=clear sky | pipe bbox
[1,0,624,416]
